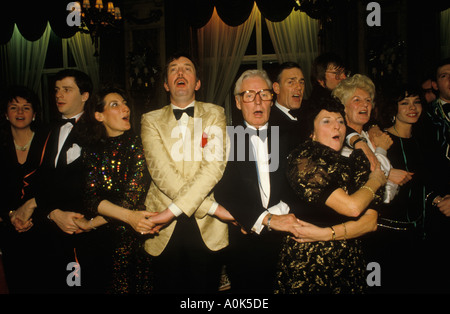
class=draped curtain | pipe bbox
[196,4,259,123]
[265,9,319,96]
[441,8,450,58]
[65,32,100,92]
[1,23,51,94]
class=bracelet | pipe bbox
[425,191,435,202]
[352,137,367,148]
[432,196,442,206]
[89,218,97,230]
[330,226,336,240]
[267,213,273,231]
[342,223,347,240]
[361,185,375,198]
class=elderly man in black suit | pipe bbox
[213,69,301,293]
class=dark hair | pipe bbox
[0,85,41,130]
[54,69,93,96]
[304,95,346,136]
[163,52,200,83]
[275,62,302,83]
[86,85,129,143]
[311,52,346,84]
[378,84,424,128]
[94,86,128,113]
[435,57,450,79]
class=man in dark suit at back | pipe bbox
[213,69,301,293]
[13,69,97,293]
[270,62,308,151]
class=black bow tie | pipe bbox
[173,107,194,120]
[252,127,267,139]
[60,118,76,126]
[288,108,300,117]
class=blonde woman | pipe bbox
[333,74,408,203]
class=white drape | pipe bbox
[65,32,100,91]
[196,4,259,123]
[441,8,450,58]
[265,9,319,96]
[1,23,51,93]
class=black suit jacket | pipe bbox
[214,124,292,232]
[213,124,296,292]
[35,114,90,219]
[269,104,308,152]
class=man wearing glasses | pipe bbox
[213,69,301,293]
[306,52,350,108]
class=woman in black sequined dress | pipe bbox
[275,97,386,294]
[75,87,155,293]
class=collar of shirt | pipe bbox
[245,122,269,132]
[438,98,449,105]
[62,111,84,124]
[171,102,195,112]
[275,101,297,121]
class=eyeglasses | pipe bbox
[238,89,273,103]
[326,70,351,80]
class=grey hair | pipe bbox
[234,69,273,96]
[332,74,376,107]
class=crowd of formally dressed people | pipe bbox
[0,52,449,294]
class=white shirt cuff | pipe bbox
[168,203,184,217]
[251,211,270,234]
[251,201,290,234]
[208,202,219,216]
[346,132,360,147]
[375,146,387,156]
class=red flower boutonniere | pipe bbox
[201,132,208,148]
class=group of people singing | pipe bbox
[0,52,449,294]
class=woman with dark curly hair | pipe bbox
[368,84,450,293]
[274,96,386,294]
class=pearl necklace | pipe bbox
[14,132,35,151]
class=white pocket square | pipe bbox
[66,143,81,164]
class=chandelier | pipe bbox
[77,0,123,56]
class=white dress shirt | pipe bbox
[55,111,84,167]
[247,123,290,234]
[342,129,399,203]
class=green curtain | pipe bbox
[0,22,51,94]
[265,9,319,97]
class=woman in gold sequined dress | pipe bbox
[274,96,386,294]
[74,87,156,293]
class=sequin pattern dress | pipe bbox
[83,131,152,294]
[274,140,382,294]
